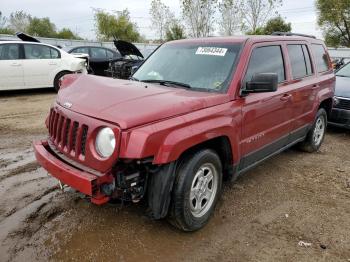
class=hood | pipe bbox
[16,32,40,42]
[113,40,144,58]
[56,74,228,129]
[335,76,350,98]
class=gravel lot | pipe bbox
[0,89,349,262]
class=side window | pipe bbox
[50,47,60,59]
[90,47,107,59]
[302,45,313,75]
[24,44,53,59]
[287,44,313,79]
[106,49,115,59]
[0,44,20,60]
[244,45,285,84]
[72,47,89,54]
[311,44,330,73]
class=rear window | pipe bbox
[287,44,313,79]
[312,44,330,73]
[244,45,285,83]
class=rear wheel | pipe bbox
[299,108,327,152]
[169,149,222,231]
[53,71,70,92]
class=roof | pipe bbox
[167,35,324,45]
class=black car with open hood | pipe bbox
[104,40,144,79]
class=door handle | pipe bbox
[48,62,57,65]
[11,62,21,66]
[280,94,292,101]
[312,84,319,90]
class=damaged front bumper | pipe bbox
[33,140,112,205]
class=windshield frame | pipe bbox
[132,41,244,94]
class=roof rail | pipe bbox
[271,32,316,39]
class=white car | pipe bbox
[0,40,87,91]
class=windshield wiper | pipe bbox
[336,75,349,77]
[141,79,191,89]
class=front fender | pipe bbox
[119,102,241,165]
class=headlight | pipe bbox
[95,127,116,158]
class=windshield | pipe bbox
[133,42,242,92]
[336,63,350,77]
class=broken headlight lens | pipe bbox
[95,127,116,158]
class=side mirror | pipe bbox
[242,73,278,94]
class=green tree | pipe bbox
[27,17,56,37]
[0,28,15,34]
[262,16,291,34]
[94,9,140,42]
[8,11,31,32]
[166,19,186,41]
[56,28,82,40]
[316,0,350,47]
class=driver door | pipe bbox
[239,44,294,171]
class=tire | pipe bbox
[299,108,327,153]
[53,71,70,92]
[169,149,222,231]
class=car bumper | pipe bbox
[33,140,111,204]
[329,108,350,129]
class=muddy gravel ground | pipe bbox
[0,89,349,262]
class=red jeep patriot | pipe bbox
[34,34,335,231]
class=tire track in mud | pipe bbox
[0,185,63,262]
[0,161,40,182]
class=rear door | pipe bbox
[239,43,294,170]
[0,43,24,90]
[285,42,318,139]
[22,44,61,88]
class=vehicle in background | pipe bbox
[0,33,87,91]
[68,46,120,76]
[68,40,145,79]
[34,33,334,231]
[0,40,87,91]
[329,62,350,129]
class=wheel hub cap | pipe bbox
[190,163,218,218]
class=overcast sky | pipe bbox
[0,0,322,40]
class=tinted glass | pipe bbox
[72,47,89,54]
[24,44,58,59]
[106,49,116,59]
[245,45,285,83]
[90,47,107,59]
[312,44,330,73]
[133,43,242,92]
[0,44,20,60]
[287,44,313,79]
[302,45,313,75]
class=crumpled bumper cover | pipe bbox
[33,140,110,204]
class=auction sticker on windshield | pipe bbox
[196,47,228,56]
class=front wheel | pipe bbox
[169,149,222,231]
[299,108,327,152]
